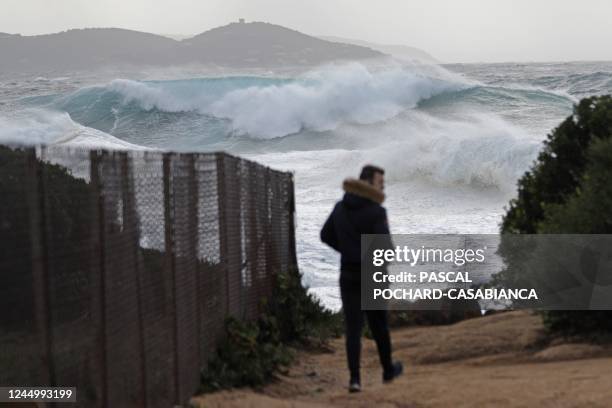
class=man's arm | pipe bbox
[373,207,393,251]
[373,207,391,235]
[320,205,339,251]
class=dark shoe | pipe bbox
[348,381,361,393]
[383,361,403,383]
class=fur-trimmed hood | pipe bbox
[342,178,385,204]
[321,177,390,273]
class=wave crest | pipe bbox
[0,109,147,150]
[61,63,469,139]
[254,111,540,192]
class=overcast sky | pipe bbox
[3,0,611,63]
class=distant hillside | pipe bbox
[0,28,177,72]
[182,22,384,67]
[319,35,438,64]
[0,32,21,39]
[0,22,385,73]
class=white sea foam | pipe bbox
[251,110,539,193]
[0,109,148,150]
[105,63,470,138]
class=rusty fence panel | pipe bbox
[0,145,297,407]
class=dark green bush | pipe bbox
[199,317,293,392]
[502,96,612,234]
[200,268,342,392]
[499,95,612,337]
[266,267,343,345]
[539,137,612,234]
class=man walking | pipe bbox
[320,165,403,393]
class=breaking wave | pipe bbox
[8,62,578,189]
[0,109,147,150]
[44,63,470,138]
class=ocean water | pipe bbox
[1,60,611,310]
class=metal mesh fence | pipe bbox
[0,145,297,407]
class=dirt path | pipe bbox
[191,311,612,407]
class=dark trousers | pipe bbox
[340,277,393,382]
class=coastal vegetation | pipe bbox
[200,268,343,392]
[500,95,612,336]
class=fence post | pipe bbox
[26,147,54,401]
[269,172,281,275]
[163,153,180,405]
[120,153,147,407]
[188,154,201,367]
[89,150,107,408]
[215,153,243,318]
[215,154,230,315]
[246,162,259,318]
[263,168,272,293]
[287,173,298,269]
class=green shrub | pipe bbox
[266,268,343,345]
[539,137,612,234]
[502,96,612,234]
[200,317,293,392]
[498,95,612,337]
[200,268,342,392]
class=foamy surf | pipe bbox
[0,109,150,150]
[249,109,539,193]
[42,63,470,139]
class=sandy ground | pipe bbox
[191,311,612,407]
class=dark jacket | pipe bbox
[320,178,390,281]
